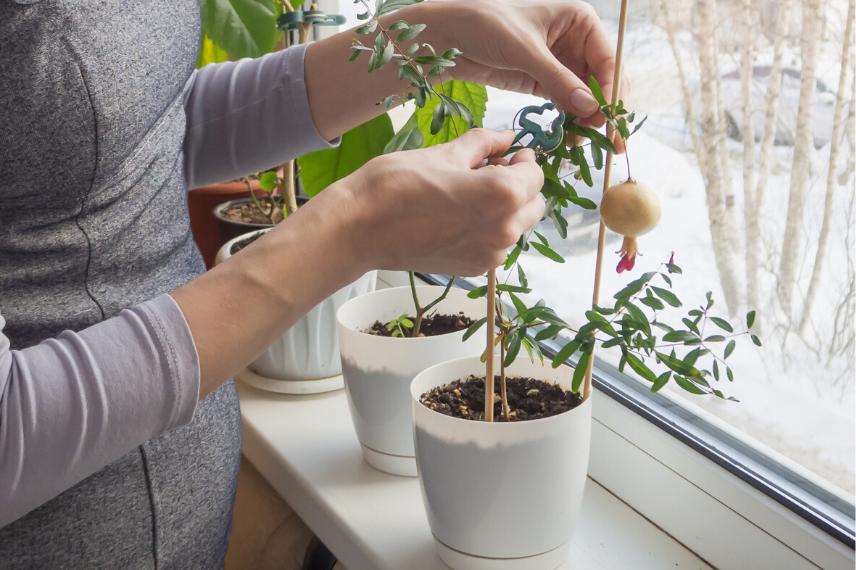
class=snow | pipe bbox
[480,15,855,497]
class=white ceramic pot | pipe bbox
[336,285,487,476]
[216,230,377,393]
[410,355,592,570]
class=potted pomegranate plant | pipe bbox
[404,4,761,569]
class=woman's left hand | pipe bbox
[423,0,623,128]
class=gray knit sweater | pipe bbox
[0,0,332,566]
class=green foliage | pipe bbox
[197,35,230,68]
[387,314,415,338]
[199,0,278,59]
[298,113,394,197]
[416,81,487,145]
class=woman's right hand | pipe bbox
[322,128,546,277]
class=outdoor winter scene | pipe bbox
[463,0,854,497]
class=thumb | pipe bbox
[448,128,515,168]
[528,47,600,119]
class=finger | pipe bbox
[487,156,510,167]
[448,128,515,168]
[508,147,536,166]
[516,195,547,232]
[527,45,600,119]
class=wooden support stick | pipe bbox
[484,269,497,422]
[584,0,630,401]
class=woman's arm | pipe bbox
[1,128,544,526]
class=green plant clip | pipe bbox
[278,9,346,31]
[511,102,566,152]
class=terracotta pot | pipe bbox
[188,180,261,269]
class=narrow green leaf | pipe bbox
[710,317,734,333]
[652,372,671,392]
[746,310,756,328]
[462,317,487,341]
[551,340,580,368]
[724,340,736,359]
[651,286,682,307]
[751,334,762,347]
[531,242,565,263]
[572,351,590,392]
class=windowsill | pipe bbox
[237,382,711,569]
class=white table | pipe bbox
[237,381,712,570]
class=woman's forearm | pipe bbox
[172,181,367,397]
[304,2,450,141]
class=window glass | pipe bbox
[480,0,855,500]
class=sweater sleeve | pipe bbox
[183,43,338,188]
[0,294,200,528]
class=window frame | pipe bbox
[398,271,855,569]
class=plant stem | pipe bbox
[243,177,272,221]
[407,271,424,336]
[500,341,509,421]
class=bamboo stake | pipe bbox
[584,0,630,401]
[484,269,497,422]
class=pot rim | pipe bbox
[216,227,272,264]
[410,354,592,429]
[336,285,481,343]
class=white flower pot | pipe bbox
[336,286,487,476]
[410,355,592,570]
[216,230,376,394]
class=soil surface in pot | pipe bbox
[230,232,265,255]
[366,312,473,337]
[222,201,279,225]
[420,376,583,422]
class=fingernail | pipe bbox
[569,89,599,116]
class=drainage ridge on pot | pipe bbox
[410,355,592,570]
[217,229,377,393]
[336,285,487,477]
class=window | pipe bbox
[454,0,854,549]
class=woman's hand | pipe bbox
[423,0,622,127]
[317,128,545,277]
[305,0,624,140]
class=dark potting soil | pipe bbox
[366,312,473,337]
[222,201,278,225]
[420,375,584,422]
[230,232,264,255]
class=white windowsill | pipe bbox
[237,382,712,570]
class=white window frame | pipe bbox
[379,271,855,569]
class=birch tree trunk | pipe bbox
[747,0,792,313]
[778,0,822,317]
[695,0,742,313]
[799,0,854,334]
[659,0,706,174]
[740,0,757,309]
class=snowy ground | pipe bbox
[480,19,855,497]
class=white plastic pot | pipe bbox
[336,285,487,476]
[217,230,376,394]
[410,355,592,570]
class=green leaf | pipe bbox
[724,340,736,359]
[704,335,726,342]
[504,246,522,270]
[569,194,597,210]
[651,286,681,307]
[397,23,426,41]
[656,351,700,377]
[531,242,565,263]
[497,283,531,294]
[751,334,762,347]
[504,332,522,367]
[416,81,487,146]
[535,324,562,341]
[197,35,230,68]
[746,310,756,329]
[587,76,607,106]
[710,317,733,333]
[572,351,590,393]
[299,113,394,197]
[624,352,657,382]
[652,372,671,392]
[467,286,487,299]
[462,317,487,341]
[727,367,734,381]
[378,0,422,16]
[713,360,720,380]
[257,170,278,192]
[674,376,706,395]
[551,340,580,368]
[388,20,409,31]
[384,123,424,153]
[200,0,278,59]
[662,330,697,343]
[640,296,665,310]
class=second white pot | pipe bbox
[217,230,377,393]
[411,355,592,570]
[337,285,487,476]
